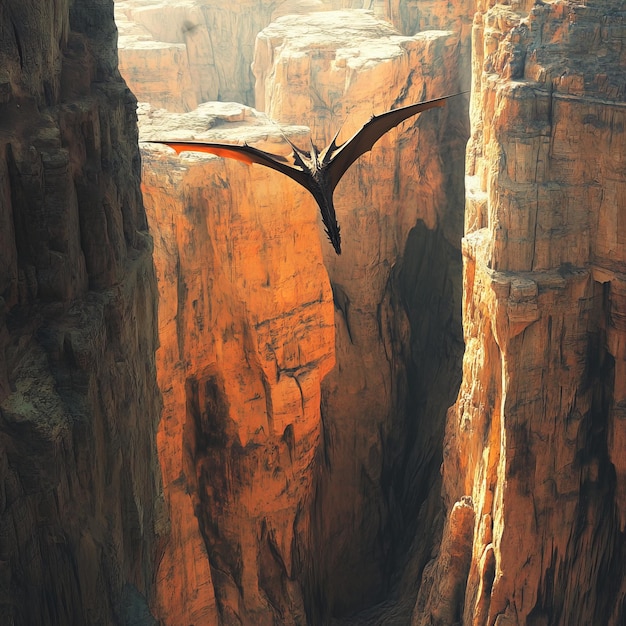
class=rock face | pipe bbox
[253,11,467,621]
[115,0,332,110]
[412,496,475,626]
[139,103,335,624]
[0,0,161,624]
[8,0,624,624]
[5,0,623,624]
[415,1,626,625]
[137,8,467,624]
[115,0,472,112]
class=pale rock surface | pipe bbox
[0,0,161,623]
[115,0,472,112]
[139,102,335,624]
[420,1,626,625]
[115,0,343,109]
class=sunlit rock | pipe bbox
[115,0,472,112]
[437,2,626,625]
[139,101,335,624]
[252,8,467,620]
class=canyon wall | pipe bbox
[116,0,472,112]
[115,0,331,110]
[0,0,162,625]
[252,10,468,622]
[416,1,626,624]
[140,102,335,625]
[2,0,615,623]
[135,6,468,624]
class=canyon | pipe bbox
[0,0,624,625]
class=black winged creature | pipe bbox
[146,94,463,254]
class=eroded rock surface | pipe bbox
[115,0,472,112]
[412,497,475,626]
[140,102,335,624]
[115,0,346,109]
[252,10,468,622]
[136,7,468,624]
[0,0,161,623]
[425,1,626,625]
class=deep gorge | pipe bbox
[1,1,625,625]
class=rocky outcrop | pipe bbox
[115,0,333,110]
[418,1,626,625]
[115,0,473,113]
[0,0,161,624]
[139,103,335,624]
[115,8,200,113]
[412,497,475,626]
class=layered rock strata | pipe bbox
[115,0,472,113]
[137,8,468,623]
[416,1,626,624]
[139,102,335,624]
[115,0,333,110]
[0,0,161,623]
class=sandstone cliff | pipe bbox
[116,0,472,112]
[135,7,467,624]
[416,1,626,625]
[4,0,618,624]
[252,11,467,622]
[140,102,335,624]
[115,0,327,110]
[0,0,161,624]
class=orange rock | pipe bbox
[253,9,468,618]
[129,4,469,623]
[140,102,334,623]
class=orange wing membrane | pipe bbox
[162,142,256,164]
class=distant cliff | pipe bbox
[0,1,161,623]
[115,0,471,111]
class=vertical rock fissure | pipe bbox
[392,222,464,584]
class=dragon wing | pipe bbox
[147,141,313,191]
[324,94,459,192]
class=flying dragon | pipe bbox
[146,93,465,254]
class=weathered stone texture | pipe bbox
[134,7,467,624]
[252,10,467,622]
[424,1,626,625]
[115,0,331,110]
[412,496,475,626]
[0,1,161,623]
[139,103,335,624]
[115,0,472,112]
